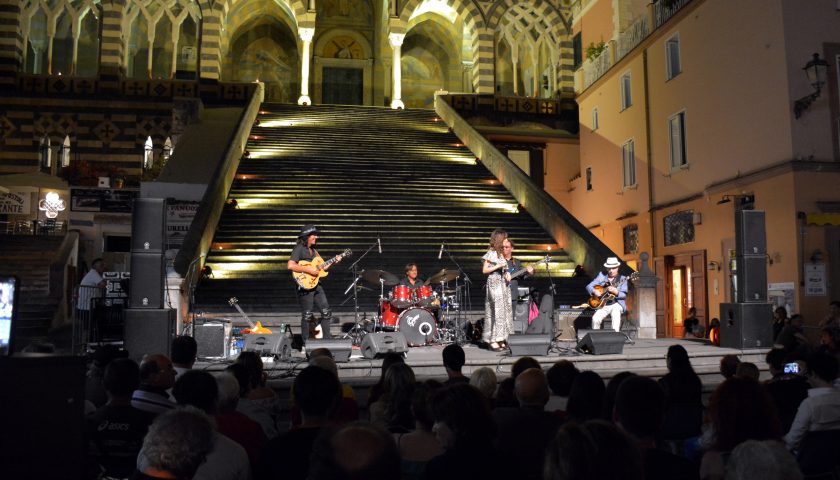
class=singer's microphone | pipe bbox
[377,237,382,254]
[438,242,445,260]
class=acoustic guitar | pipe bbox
[587,272,639,309]
[292,249,352,289]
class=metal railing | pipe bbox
[654,0,692,28]
[72,285,126,354]
[583,44,614,91]
[0,219,66,236]
[616,15,650,62]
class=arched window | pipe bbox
[162,137,173,165]
[143,136,154,170]
[22,0,101,76]
[61,135,72,167]
[39,135,52,168]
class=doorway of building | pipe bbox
[655,251,707,338]
[322,67,363,105]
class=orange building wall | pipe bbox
[575,0,614,57]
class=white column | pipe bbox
[297,27,315,106]
[511,43,519,95]
[389,33,405,110]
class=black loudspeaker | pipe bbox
[195,323,226,358]
[507,334,551,356]
[525,294,554,334]
[735,210,766,256]
[129,252,165,308]
[243,333,292,360]
[576,331,625,355]
[131,198,167,253]
[0,356,86,480]
[306,338,353,362]
[361,331,408,359]
[513,299,531,333]
[735,255,767,302]
[719,303,773,349]
[124,308,176,361]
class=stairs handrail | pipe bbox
[173,84,265,278]
[434,93,620,276]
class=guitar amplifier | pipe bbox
[555,308,594,340]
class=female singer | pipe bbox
[482,228,513,351]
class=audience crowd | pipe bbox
[78,313,840,480]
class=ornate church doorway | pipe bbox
[322,67,363,105]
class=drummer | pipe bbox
[399,263,424,289]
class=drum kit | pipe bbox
[348,267,466,347]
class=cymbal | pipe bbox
[425,269,460,285]
[362,269,400,287]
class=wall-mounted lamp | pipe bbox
[794,53,829,119]
[717,194,755,209]
[707,261,720,271]
[811,249,824,263]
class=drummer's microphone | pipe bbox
[377,237,382,254]
[438,242,445,260]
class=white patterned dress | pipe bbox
[482,249,513,343]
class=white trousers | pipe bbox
[591,303,623,332]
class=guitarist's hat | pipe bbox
[603,257,621,268]
[298,224,319,237]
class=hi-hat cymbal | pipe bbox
[362,269,400,287]
[425,269,460,285]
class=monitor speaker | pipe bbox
[124,308,176,361]
[306,338,353,363]
[243,333,292,360]
[719,302,773,349]
[735,210,766,256]
[507,334,551,356]
[735,255,767,303]
[195,323,226,358]
[131,198,166,253]
[576,331,626,355]
[129,252,165,308]
[361,331,408,359]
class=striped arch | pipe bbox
[397,0,492,93]
[487,0,574,95]
[0,0,23,85]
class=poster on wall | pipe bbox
[804,264,827,296]
[166,201,200,253]
[768,282,796,316]
[0,190,32,215]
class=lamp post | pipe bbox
[793,53,829,119]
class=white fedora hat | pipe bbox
[603,257,621,268]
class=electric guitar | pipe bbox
[587,272,639,309]
[508,255,551,282]
[228,297,272,334]
[292,249,352,289]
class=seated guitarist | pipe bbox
[288,225,344,342]
[586,257,627,332]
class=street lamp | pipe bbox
[794,53,829,119]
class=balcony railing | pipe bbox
[654,0,692,28]
[577,0,693,92]
[616,15,650,62]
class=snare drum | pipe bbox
[379,299,400,329]
[390,285,413,308]
[414,285,434,307]
[398,307,437,346]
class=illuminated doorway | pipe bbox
[655,251,707,338]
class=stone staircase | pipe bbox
[193,104,590,317]
[0,235,65,345]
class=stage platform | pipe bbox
[196,337,771,396]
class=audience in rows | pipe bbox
[76,330,840,480]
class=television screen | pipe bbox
[0,276,18,355]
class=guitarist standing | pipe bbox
[586,257,627,332]
[288,225,343,343]
[502,239,534,311]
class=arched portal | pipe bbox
[402,14,461,108]
[225,17,300,102]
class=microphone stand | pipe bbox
[345,240,378,335]
[442,245,471,344]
